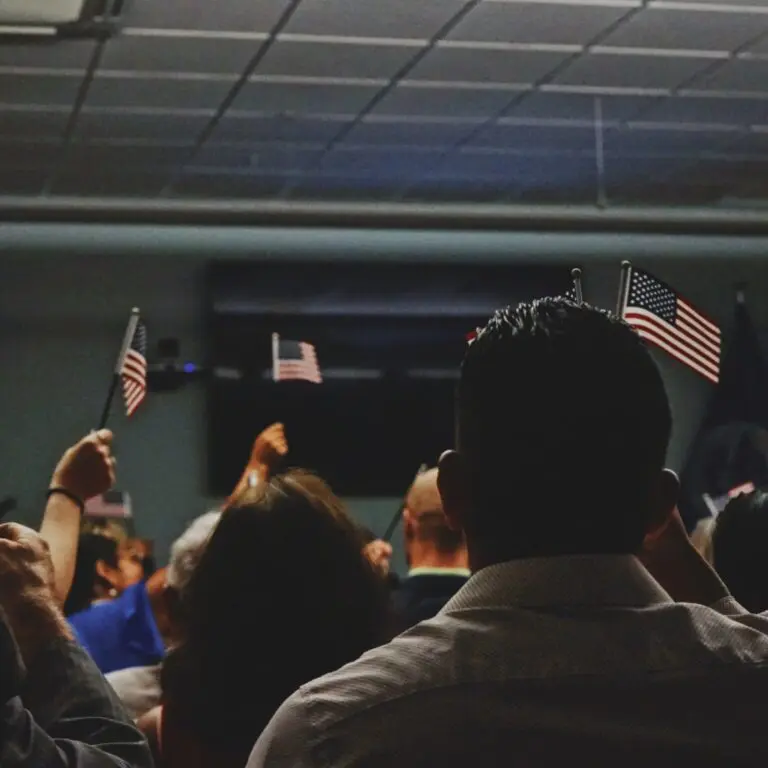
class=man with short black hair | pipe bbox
[249,298,768,768]
[393,469,468,631]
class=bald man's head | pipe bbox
[404,469,465,559]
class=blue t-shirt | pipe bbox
[69,581,165,675]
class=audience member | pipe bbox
[1,428,151,767]
[142,470,390,768]
[249,298,768,767]
[711,489,768,612]
[393,468,469,631]
[106,510,221,719]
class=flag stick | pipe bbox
[383,463,428,542]
[616,261,632,318]
[271,333,279,382]
[571,267,584,304]
[98,308,140,429]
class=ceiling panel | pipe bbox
[371,84,520,117]
[319,146,443,176]
[175,171,286,198]
[51,170,170,196]
[84,76,234,109]
[64,143,194,169]
[554,52,715,90]
[255,40,420,79]
[344,118,478,147]
[466,122,596,151]
[0,74,81,106]
[208,114,348,143]
[600,7,768,51]
[639,94,768,125]
[99,36,261,73]
[409,47,570,84]
[73,110,213,141]
[231,81,381,113]
[690,58,768,93]
[194,142,321,171]
[0,140,61,169]
[283,0,470,39]
[0,108,69,139]
[0,40,95,68]
[447,1,635,45]
[124,0,292,32]
[506,91,654,121]
[0,167,48,195]
[605,126,740,155]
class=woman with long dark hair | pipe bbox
[143,470,390,768]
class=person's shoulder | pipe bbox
[298,614,460,730]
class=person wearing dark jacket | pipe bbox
[393,468,469,632]
[0,522,152,767]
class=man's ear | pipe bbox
[438,450,470,533]
[403,507,415,541]
[646,468,680,538]
[95,559,120,588]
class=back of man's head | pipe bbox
[405,469,465,562]
[447,298,673,560]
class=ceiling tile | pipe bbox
[64,143,193,169]
[256,40,419,79]
[0,40,94,68]
[0,108,69,139]
[403,177,510,203]
[639,95,768,125]
[507,91,654,121]
[74,110,212,141]
[283,0,469,39]
[0,141,60,168]
[51,170,169,196]
[231,82,380,113]
[605,126,739,155]
[409,48,569,84]
[372,84,517,117]
[99,37,260,73]
[448,1,634,45]
[290,179,398,201]
[690,58,768,93]
[319,146,442,176]
[345,119,477,146]
[0,74,81,106]
[124,0,291,31]
[729,129,768,154]
[209,114,347,142]
[85,76,233,109]
[467,122,596,151]
[194,143,321,171]
[175,171,286,198]
[554,52,714,90]
[600,7,767,51]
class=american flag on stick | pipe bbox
[121,320,148,416]
[272,333,322,384]
[621,267,721,384]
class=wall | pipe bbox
[2,227,768,573]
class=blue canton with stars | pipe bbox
[628,270,677,324]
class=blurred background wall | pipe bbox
[2,224,767,573]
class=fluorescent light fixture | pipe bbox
[0,0,85,24]
[0,24,56,35]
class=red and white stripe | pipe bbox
[277,342,322,384]
[624,300,720,384]
[122,349,147,416]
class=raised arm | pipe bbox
[228,423,288,503]
[39,431,116,605]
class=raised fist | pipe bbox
[249,423,288,475]
[50,430,116,502]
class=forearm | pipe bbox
[39,494,82,606]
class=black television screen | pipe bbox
[206,262,572,497]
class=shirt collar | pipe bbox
[442,555,672,613]
[408,567,471,578]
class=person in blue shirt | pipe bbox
[67,533,166,675]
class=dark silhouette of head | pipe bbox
[713,489,768,612]
[161,469,390,757]
[439,298,676,567]
[64,532,125,616]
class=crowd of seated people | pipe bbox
[4,297,768,767]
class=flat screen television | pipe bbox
[206,262,572,497]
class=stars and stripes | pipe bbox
[272,335,322,384]
[622,268,721,384]
[121,320,147,416]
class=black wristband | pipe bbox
[46,487,85,514]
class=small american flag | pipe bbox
[272,334,322,384]
[84,490,133,519]
[622,268,721,384]
[121,320,147,416]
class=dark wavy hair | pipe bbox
[161,470,390,756]
[64,533,119,616]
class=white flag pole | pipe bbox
[272,333,279,382]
